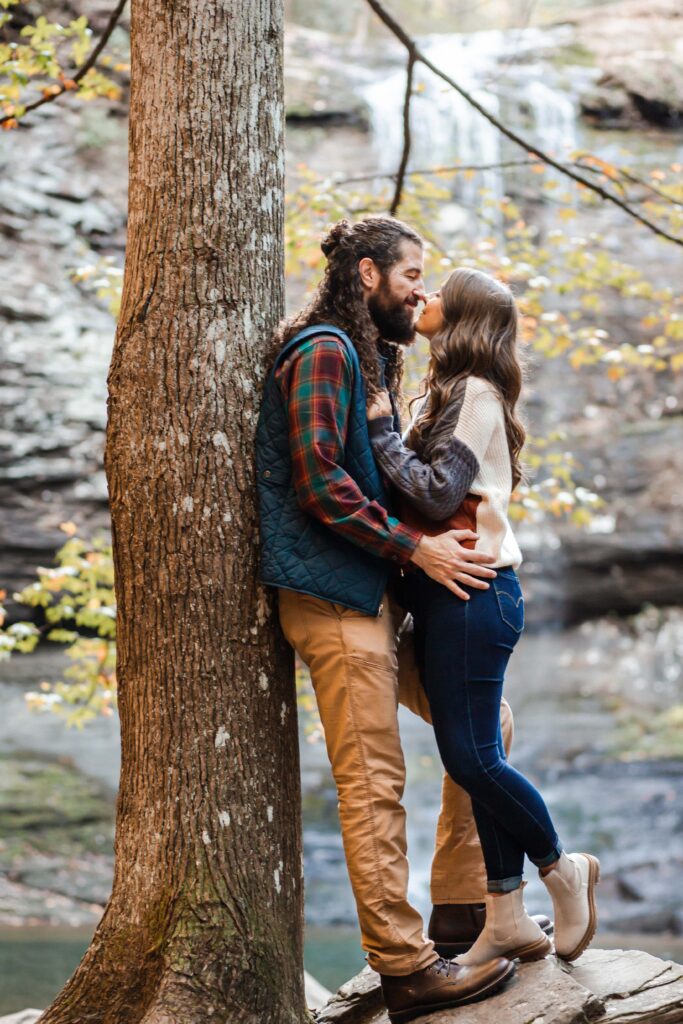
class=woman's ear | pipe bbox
[358,257,378,291]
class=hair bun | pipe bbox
[321,219,351,257]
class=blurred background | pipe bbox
[0,0,682,1012]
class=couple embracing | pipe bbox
[256,216,600,1024]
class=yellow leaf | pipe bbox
[60,521,78,536]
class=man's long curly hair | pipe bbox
[269,215,423,397]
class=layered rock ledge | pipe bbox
[314,949,683,1024]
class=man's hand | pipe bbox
[367,389,393,421]
[409,530,497,600]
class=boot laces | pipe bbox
[434,957,453,977]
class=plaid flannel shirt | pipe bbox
[275,336,421,564]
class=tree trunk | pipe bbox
[38,2,307,1022]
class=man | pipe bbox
[256,216,547,1023]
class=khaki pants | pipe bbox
[278,587,513,976]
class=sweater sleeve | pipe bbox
[368,416,480,521]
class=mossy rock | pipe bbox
[0,754,114,845]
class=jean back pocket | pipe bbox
[492,573,525,634]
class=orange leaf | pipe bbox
[1,118,18,130]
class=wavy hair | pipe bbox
[270,215,423,396]
[409,267,527,487]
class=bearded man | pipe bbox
[256,216,549,1024]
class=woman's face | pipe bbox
[415,287,445,340]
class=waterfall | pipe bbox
[360,26,579,229]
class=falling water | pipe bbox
[361,26,580,227]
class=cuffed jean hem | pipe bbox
[366,947,440,977]
[487,874,524,894]
[531,841,564,869]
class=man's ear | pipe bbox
[358,257,378,291]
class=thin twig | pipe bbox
[390,50,416,214]
[363,0,682,247]
[616,169,683,209]
[0,0,128,126]
[321,159,669,211]
[330,158,540,186]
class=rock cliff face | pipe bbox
[315,949,683,1024]
[521,417,683,627]
[560,0,683,128]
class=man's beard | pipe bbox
[367,278,416,345]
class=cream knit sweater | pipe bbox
[450,376,522,570]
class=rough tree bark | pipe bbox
[38,2,308,1022]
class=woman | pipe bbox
[366,266,600,965]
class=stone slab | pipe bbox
[316,958,603,1024]
[316,949,683,1024]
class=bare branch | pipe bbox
[363,0,682,247]
[330,159,539,186]
[0,0,128,126]
[614,168,683,209]
[390,51,416,215]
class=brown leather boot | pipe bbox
[380,955,515,1024]
[429,902,553,957]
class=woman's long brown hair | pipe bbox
[409,267,527,487]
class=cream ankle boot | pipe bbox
[455,885,553,966]
[540,851,600,962]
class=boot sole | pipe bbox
[387,960,516,1024]
[557,854,600,963]
[510,934,554,962]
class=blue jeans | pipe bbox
[401,567,563,893]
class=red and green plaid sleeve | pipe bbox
[275,336,421,564]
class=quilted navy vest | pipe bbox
[255,324,394,615]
